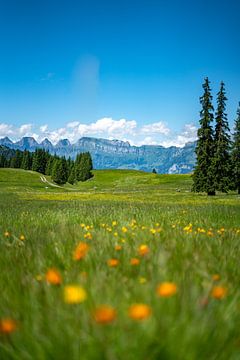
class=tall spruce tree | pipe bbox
[212,82,231,192]
[75,153,83,181]
[192,78,216,195]
[68,165,76,184]
[51,158,68,185]
[21,150,32,170]
[32,149,48,174]
[10,150,23,168]
[232,103,240,194]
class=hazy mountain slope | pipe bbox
[0,136,196,174]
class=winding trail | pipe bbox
[40,175,79,191]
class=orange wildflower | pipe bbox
[211,286,227,299]
[128,304,151,320]
[107,259,119,267]
[115,245,122,251]
[212,274,220,281]
[45,268,62,285]
[93,305,116,324]
[156,282,177,297]
[130,258,140,266]
[138,244,149,256]
[0,318,17,334]
[73,242,89,261]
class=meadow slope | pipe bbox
[0,168,240,360]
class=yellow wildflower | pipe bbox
[64,285,87,304]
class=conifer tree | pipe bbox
[52,158,67,185]
[212,82,231,192]
[45,156,55,176]
[21,150,32,170]
[192,78,216,195]
[0,154,6,167]
[75,153,83,181]
[232,103,240,194]
[32,149,48,174]
[10,150,23,168]
[51,158,68,185]
[68,165,76,184]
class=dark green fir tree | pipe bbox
[21,150,32,170]
[51,158,68,185]
[212,82,231,192]
[192,78,216,195]
[68,165,76,184]
[232,103,240,194]
[10,149,23,168]
[32,149,48,174]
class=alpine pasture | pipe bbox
[0,168,240,359]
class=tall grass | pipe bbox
[0,169,239,359]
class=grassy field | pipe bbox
[0,168,240,360]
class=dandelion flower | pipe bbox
[0,318,17,334]
[138,244,149,256]
[19,235,25,241]
[64,285,87,304]
[128,304,151,320]
[211,286,227,299]
[45,268,62,285]
[93,305,116,324]
[107,259,119,267]
[73,242,89,261]
[4,231,10,237]
[150,228,156,235]
[156,282,177,297]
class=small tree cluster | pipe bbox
[0,147,93,185]
[193,78,240,195]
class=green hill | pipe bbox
[0,168,192,194]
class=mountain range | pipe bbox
[0,136,196,174]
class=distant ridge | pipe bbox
[0,136,196,174]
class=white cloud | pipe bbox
[0,123,14,137]
[40,124,48,133]
[160,124,197,147]
[0,119,197,147]
[77,118,137,137]
[141,121,170,135]
[67,121,79,128]
[19,124,32,135]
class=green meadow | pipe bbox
[0,168,240,360]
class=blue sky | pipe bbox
[0,0,239,146]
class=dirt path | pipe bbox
[39,175,79,191]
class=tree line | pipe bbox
[193,78,240,195]
[0,147,93,185]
